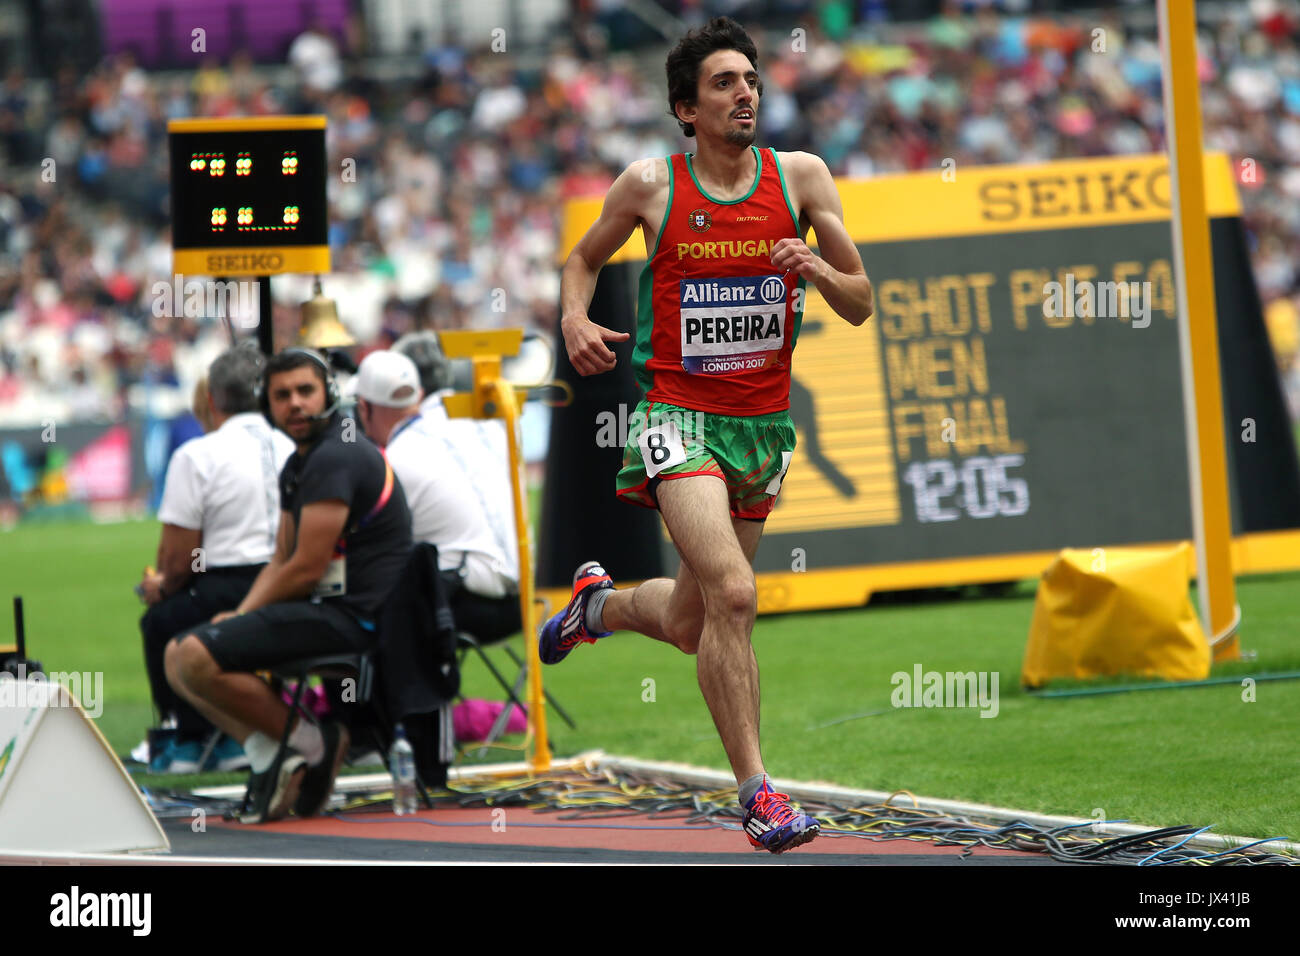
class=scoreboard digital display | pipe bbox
[167,116,329,275]
[545,153,1300,609]
[769,221,1188,565]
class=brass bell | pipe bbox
[297,278,355,348]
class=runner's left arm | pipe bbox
[770,153,873,327]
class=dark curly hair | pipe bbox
[665,17,762,138]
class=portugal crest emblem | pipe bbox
[688,208,712,233]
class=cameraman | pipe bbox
[165,347,412,822]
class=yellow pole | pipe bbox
[1158,0,1239,661]
[487,376,550,772]
[438,328,550,771]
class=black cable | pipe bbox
[147,768,1297,865]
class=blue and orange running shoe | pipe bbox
[538,561,614,665]
[742,779,821,853]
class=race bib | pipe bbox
[680,275,787,376]
[313,556,347,598]
[638,421,688,479]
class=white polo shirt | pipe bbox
[389,396,519,598]
[157,412,295,566]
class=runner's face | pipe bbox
[690,49,759,147]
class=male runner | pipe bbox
[541,17,873,853]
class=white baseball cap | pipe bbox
[347,350,423,408]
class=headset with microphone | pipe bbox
[257,347,342,427]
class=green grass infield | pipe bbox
[4,518,1297,843]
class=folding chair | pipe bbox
[237,650,433,821]
[194,726,224,771]
[455,596,577,755]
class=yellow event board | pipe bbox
[545,154,1300,612]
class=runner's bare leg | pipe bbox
[602,468,764,652]
[602,513,762,653]
[601,474,765,784]
[599,570,699,651]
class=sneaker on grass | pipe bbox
[149,739,204,774]
[205,735,251,772]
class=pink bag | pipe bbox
[453,698,527,743]
[281,683,333,720]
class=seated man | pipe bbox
[165,347,413,821]
[393,330,512,464]
[351,348,521,641]
[139,347,293,773]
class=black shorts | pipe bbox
[191,600,377,673]
[440,570,522,645]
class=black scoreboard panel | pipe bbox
[168,117,329,275]
[752,222,1194,573]
[169,129,327,248]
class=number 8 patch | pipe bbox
[638,422,688,479]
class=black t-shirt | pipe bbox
[278,415,412,618]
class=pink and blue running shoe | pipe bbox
[742,779,821,853]
[538,561,614,665]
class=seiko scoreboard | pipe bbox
[542,153,1300,611]
[168,116,329,275]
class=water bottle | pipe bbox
[389,723,418,816]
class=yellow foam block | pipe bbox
[1022,544,1210,688]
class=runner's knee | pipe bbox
[708,573,757,622]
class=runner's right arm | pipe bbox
[560,160,663,376]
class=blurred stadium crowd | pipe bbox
[0,0,1299,430]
